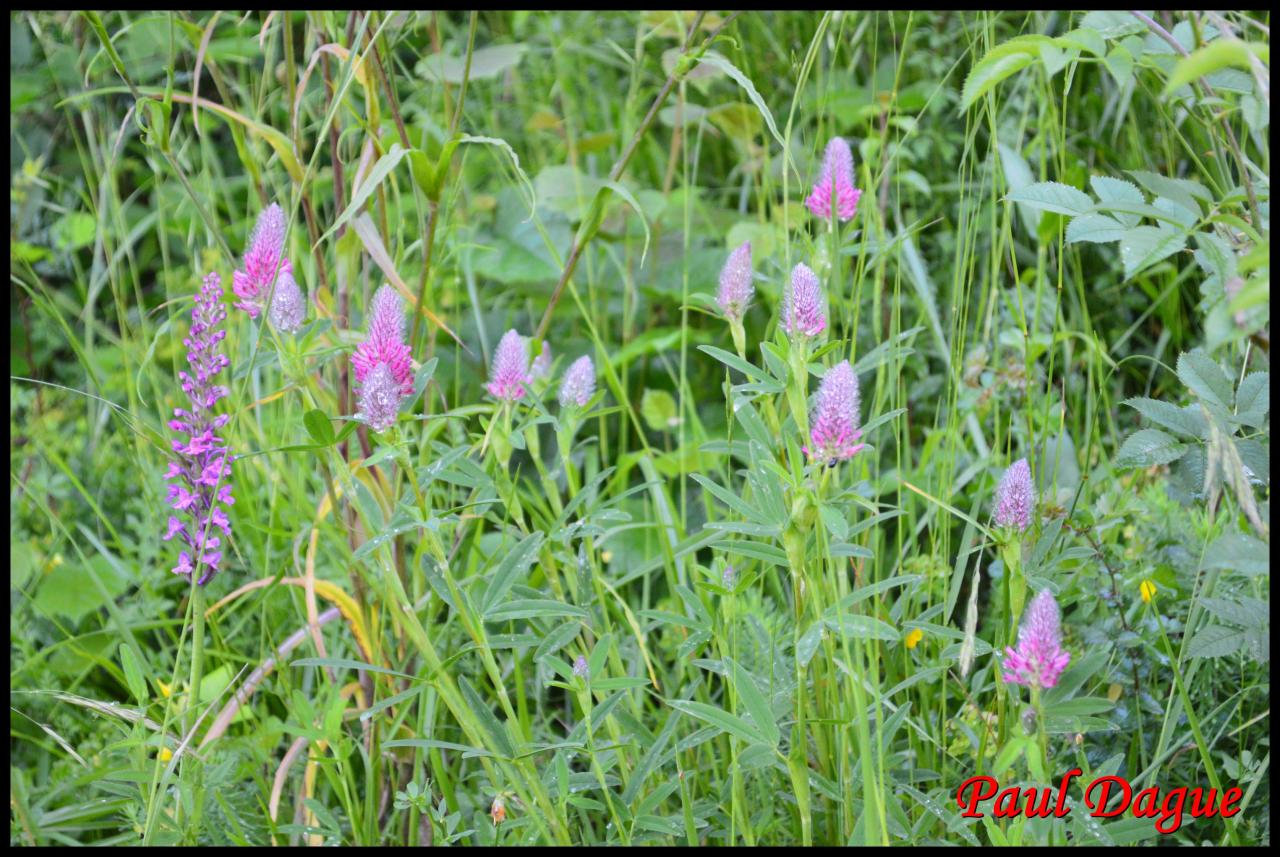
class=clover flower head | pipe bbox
[268,268,306,333]
[558,355,596,409]
[782,262,827,339]
[356,363,403,433]
[232,203,292,318]
[806,136,861,222]
[1002,589,1071,689]
[994,457,1034,532]
[165,271,234,586]
[530,341,552,381]
[487,328,532,402]
[716,241,754,322]
[803,360,865,464]
[351,285,413,396]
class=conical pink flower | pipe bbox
[232,203,293,318]
[558,355,596,408]
[782,263,826,338]
[531,341,552,381]
[268,268,306,333]
[487,329,532,402]
[1002,589,1071,689]
[803,360,864,464]
[805,136,861,222]
[355,363,402,432]
[716,241,754,322]
[351,286,413,396]
[994,458,1034,532]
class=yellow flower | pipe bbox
[158,747,173,763]
[905,628,923,650]
[1139,579,1157,604]
[157,680,172,698]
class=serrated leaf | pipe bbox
[1114,428,1189,467]
[1089,175,1144,228]
[1165,39,1269,95]
[1203,532,1270,576]
[1119,226,1186,279]
[1187,624,1246,658]
[1233,372,1269,428]
[1177,350,1234,412]
[1126,170,1210,217]
[1066,213,1126,243]
[1123,397,1207,439]
[1006,181,1094,216]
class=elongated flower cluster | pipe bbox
[1002,589,1071,690]
[994,457,1034,531]
[716,241,754,322]
[806,136,861,222]
[804,360,865,464]
[352,286,413,432]
[487,329,533,402]
[558,355,596,408]
[164,272,234,586]
[233,204,302,327]
[782,262,827,338]
[530,341,553,382]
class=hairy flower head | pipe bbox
[558,355,596,408]
[1002,589,1071,689]
[487,328,532,402]
[232,203,292,317]
[355,363,402,433]
[351,285,413,396]
[994,457,1034,532]
[530,340,553,381]
[806,136,861,222]
[804,360,865,464]
[782,262,826,338]
[268,268,306,333]
[716,241,754,322]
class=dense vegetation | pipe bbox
[9,10,1270,846]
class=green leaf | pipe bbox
[696,52,789,159]
[480,531,544,616]
[1114,428,1189,468]
[1202,533,1269,576]
[1165,39,1269,95]
[1123,397,1207,439]
[992,736,1027,777]
[119,643,148,706]
[1177,350,1234,413]
[1233,372,1269,428]
[824,613,900,641]
[1006,181,1094,216]
[1089,176,1144,227]
[667,699,768,746]
[484,599,588,622]
[1125,170,1209,217]
[458,675,514,758]
[290,657,415,679]
[1119,225,1186,279]
[1066,213,1125,243]
[303,409,336,447]
[1187,624,1246,659]
[641,388,679,432]
[962,50,1037,110]
[698,344,772,383]
[321,143,408,243]
[420,43,528,84]
[726,657,780,747]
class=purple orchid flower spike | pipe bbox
[806,136,861,222]
[1002,589,1071,690]
[803,360,865,465]
[165,272,234,586]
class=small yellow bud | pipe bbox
[904,628,923,650]
[1107,682,1123,703]
[601,550,613,563]
[1139,579,1157,604]
[159,747,173,763]
[157,680,172,698]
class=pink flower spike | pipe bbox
[487,329,532,402]
[803,360,864,465]
[806,136,861,222]
[716,241,754,322]
[782,263,826,339]
[268,268,306,333]
[994,457,1034,532]
[1001,589,1071,690]
[351,285,413,396]
[558,355,596,408]
[356,363,403,432]
[233,203,292,316]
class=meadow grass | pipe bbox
[9,10,1270,846]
